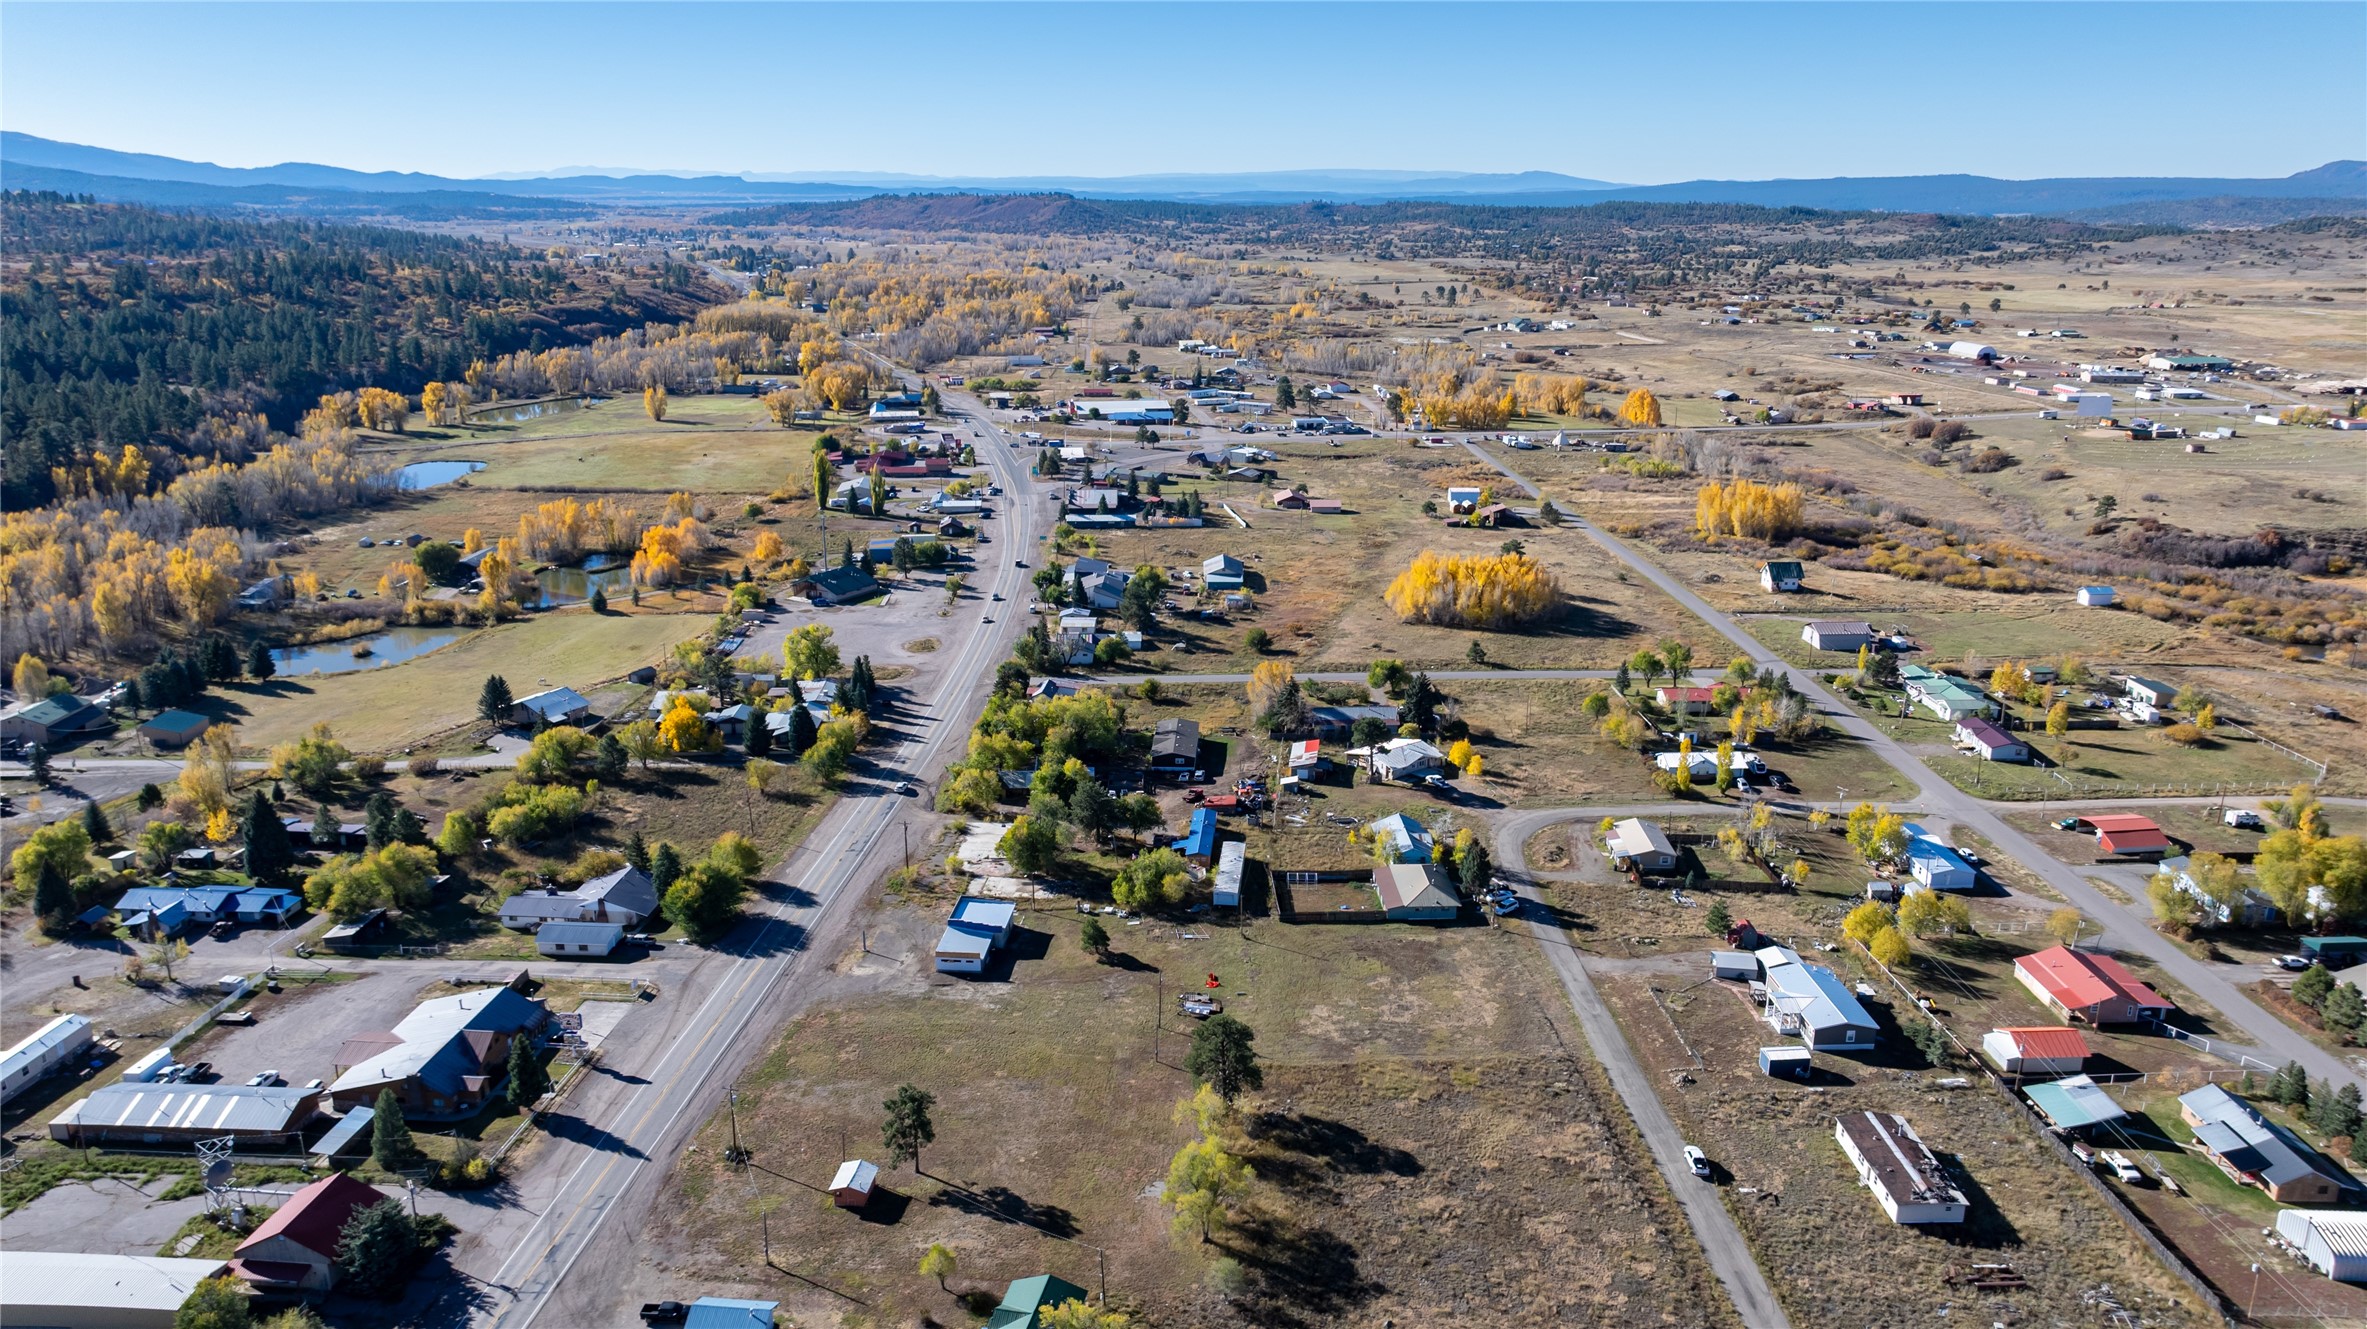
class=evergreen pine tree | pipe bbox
[137,783,164,811]
[246,639,276,681]
[477,674,514,726]
[785,704,818,756]
[311,803,339,848]
[27,745,51,786]
[625,831,651,875]
[242,790,297,888]
[33,860,76,935]
[334,1199,417,1300]
[363,792,400,852]
[743,713,772,757]
[652,842,683,892]
[370,1088,419,1170]
[506,1029,550,1110]
[81,800,112,845]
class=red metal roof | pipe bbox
[2085,814,2162,834]
[1659,686,1717,703]
[237,1172,388,1261]
[2017,945,2169,1013]
[1994,1026,2090,1061]
[2099,827,2173,853]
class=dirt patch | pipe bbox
[901,637,941,653]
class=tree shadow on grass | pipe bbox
[927,1182,1079,1239]
[1215,1210,1383,1328]
[1246,1111,1421,1179]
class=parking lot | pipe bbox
[174,968,430,1090]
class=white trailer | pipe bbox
[2,1013,94,1105]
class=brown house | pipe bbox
[231,1173,391,1292]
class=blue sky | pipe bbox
[4,2,2360,183]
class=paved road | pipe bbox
[477,384,1048,1328]
[1494,816,1792,1329]
[1464,440,2363,1089]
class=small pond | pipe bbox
[471,397,596,425]
[393,460,486,490]
[531,553,635,609]
[271,626,470,677]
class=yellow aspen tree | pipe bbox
[1618,388,1662,427]
[644,384,669,421]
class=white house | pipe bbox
[1835,1111,1967,1225]
[1363,737,1446,783]
[1606,818,1678,874]
[1759,560,1805,592]
[1953,717,2029,763]
[1904,823,1977,892]
[1980,1026,2089,1076]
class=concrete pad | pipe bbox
[0,1178,209,1254]
[572,1000,634,1052]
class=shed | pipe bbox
[537,921,624,957]
[1981,1026,2090,1076]
[830,1159,880,1209]
[934,896,1018,975]
[2087,813,2171,858]
[138,709,212,748]
[1758,1046,1813,1081]
[1759,560,1805,593]
[1801,620,1876,652]
[2277,1209,2367,1283]
[2024,1075,2130,1132]
[1711,950,1758,981]
[1211,841,1245,909]
[2301,937,2367,970]
[2076,586,2117,607]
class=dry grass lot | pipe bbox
[1045,442,1716,673]
[654,891,1728,1329]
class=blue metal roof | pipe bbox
[2024,1075,2128,1130]
[685,1298,781,1329]
[1172,807,1218,858]
[313,1106,376,1158]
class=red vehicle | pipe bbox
[1200,795,1243,811]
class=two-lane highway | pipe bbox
[480,388,1047,1327]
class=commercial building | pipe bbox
[2014,945,2172,1025]
[0,1250,230,1329]
[1835,1111,1967,1224]
[50,1082,321,1148]
[0,694,106,746]
[136,709,212,748]
[327,986,548,1118]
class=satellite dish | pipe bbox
[203,1158,235,1190]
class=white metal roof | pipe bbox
[831,1158,879,1192]
[53,1082,318,1134]
[0,1250,230,1314]
[1607,818,1674,859]
[3,1013,91,1080]
[2280,1209,2367,1259]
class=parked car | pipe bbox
[2224,809,2265,830]
[1492,897,1521,917]
[247,1070,280,1087]
[2100,1150,2147,1184]
[2278,955,2312,971]
[1683,1145,1713,1179]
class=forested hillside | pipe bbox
[0,192,726,508]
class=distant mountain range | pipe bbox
[4,132,2361,222]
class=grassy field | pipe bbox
[654,888,1728,1328]
[187,610,706,753]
